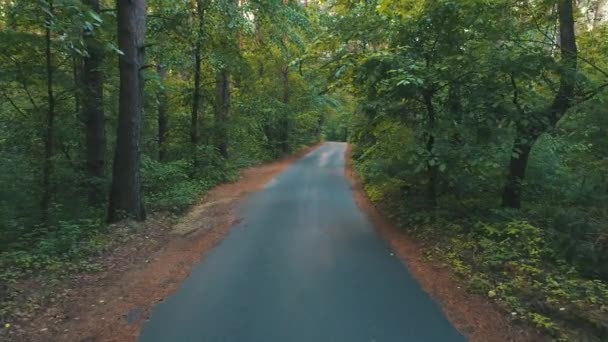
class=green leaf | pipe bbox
[87,10,103,24]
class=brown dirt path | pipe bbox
[344,144,542,342]
[13,145,321,342]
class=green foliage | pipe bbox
[141,147,239,213]
[334,0,608,334]
[1,0,607,338]
[0,218,106,286]
[356,142,608,339]
[361,172,608,339]
[0,0,342,330]
[0,0,336,256]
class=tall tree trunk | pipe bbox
[107,0,147,222]
[41,0,56,221]
[501,133,538,208]
[157,64,169,162]
[423,90,438,208]
[279,0,291,154]
[191,43,202,147]
[448,84,463,146]
[255,14,265,77]
[190,0,205,149]
[215,68,230,158]
[82,0,106,207]
[213,0,237,158]
[279,65,290,153]
[501,0,577,208]
[73,56,81,114]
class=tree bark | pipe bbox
[191,42,202,146]
[548,0,578,127]
[107,0,147,222]
[423,90,438,208]
[501,133,538,208]
[501,0,577,208]
[278,0,291,153]
[280,65,290,153]
[215,68,230,158]
[73,56,81,114]
[82,0,106,207]
[255,13,265,77]
[157,63,169,162]
[41,0,56,221]
[190,0,206,149]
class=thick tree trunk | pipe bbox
[215,68,231,158]
[41,0,55,221]
[107,0,147,222]
[157,64,169,162]
[501,133,537,209]
[82,0,106,207]
[501,0,577,208]
[423,90,438,208]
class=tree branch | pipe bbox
[0,92,28,118]
[510,73,525,115]
[576,82,608,105]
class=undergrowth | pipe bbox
[357,165,608,341]
[0,144,300,333]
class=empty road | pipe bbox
[139,142,464,342]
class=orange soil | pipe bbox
[14,145,320,342]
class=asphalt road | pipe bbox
[139,142,465,342]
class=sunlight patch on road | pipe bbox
[264,177,279,189]
[318,150,333,167]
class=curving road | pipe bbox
[139,142,464,342]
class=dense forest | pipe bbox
[0,0,347,332]
[0,3,341,257]
[1,0,608,340]
[325,0,608,339]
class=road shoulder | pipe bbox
[14,145,320,342]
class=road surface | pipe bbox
[139,142,464,342]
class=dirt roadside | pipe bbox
[11,143,539,342]
[11,145,320,342]
[344,144,542,342]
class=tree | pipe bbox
[190,0,206,151]
[156,63,169,162]
[107,0,148,222]
[82,0,106,206]
[279,0,291,154]
[212,0,240,158]
[501,0,578,208]
[41,0,56,221]
[1,0,334,278]
[215,67,231,158]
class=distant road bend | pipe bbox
[140,142,464,342]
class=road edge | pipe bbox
[343,143,538,342]
[20,144,322,342]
